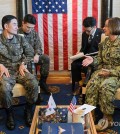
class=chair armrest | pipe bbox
[115,88,120,100]
[12,83,26,97]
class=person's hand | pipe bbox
[82,56,93,67]
[19,63,29,76]
[98,69,110,77]
[0,64,10,78]
[76,51,80,54]
[33,54,39,63]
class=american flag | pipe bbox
[32,0,101,70]
[68,96,77,113]
[32,0,67,14]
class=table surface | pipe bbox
[29,105,97,134]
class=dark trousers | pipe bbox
[71,58,88,90]
[27,54,50,77]
[71,59,88,82]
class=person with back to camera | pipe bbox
[71,17,103,96]
[18,14,50,94]
[82,17,120,131]
[0,15,38,130]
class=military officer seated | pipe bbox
[0,15,38,130]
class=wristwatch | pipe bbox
[20,62,27,68]
[21,62,25,65]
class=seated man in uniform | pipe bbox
[0,15,38,130]
[18,14,50,94]
[71,17,103,95]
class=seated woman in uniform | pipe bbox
[82,17,120,131]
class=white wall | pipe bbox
[0,0,16,29]
[112,0,120,17]
[27,0,32,14]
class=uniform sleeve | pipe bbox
[109,66,120,77]
[21,36,34,63]
[0,45,11,60]
[109,42,120,77]
[33,31,43,55]
[92,37,120,77]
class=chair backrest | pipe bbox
[0,29,2,34]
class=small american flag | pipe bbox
[68,96,77,113]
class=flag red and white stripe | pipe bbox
[68,96,77,113]
[69,103,76,113]
[33,0,101,70]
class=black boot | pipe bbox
[39,76,50,94]
[24,103,33,127]
[35,93,44,105]
[72,81,75,92]
[82,94,86,104]
[6,107,15,130]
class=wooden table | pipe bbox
[29,105,97,134]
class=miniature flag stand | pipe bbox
[68,96,77,122]
[45,93,56,116]
[68,96,96,124]
[68,96,77,113]
[41,95,95,134]
[45,94,96,124]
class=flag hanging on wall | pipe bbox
[32,0,101,70]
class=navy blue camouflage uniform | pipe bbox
[85,36,120,115]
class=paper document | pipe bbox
[70,52,84,60]
[70,51,98,60]
[85,51,98,56]
[76,104,96,115]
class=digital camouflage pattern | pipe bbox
[18,28,42,55]
[0,34,38,108]
[18,28,50,77]
[0,34,34,72]
[85,36,120,115]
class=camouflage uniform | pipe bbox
[0,34,38,108]
[18,28,50,77]
[85,36,120,115]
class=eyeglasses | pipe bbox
[85,27,94,33]
[26,26,34,30]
